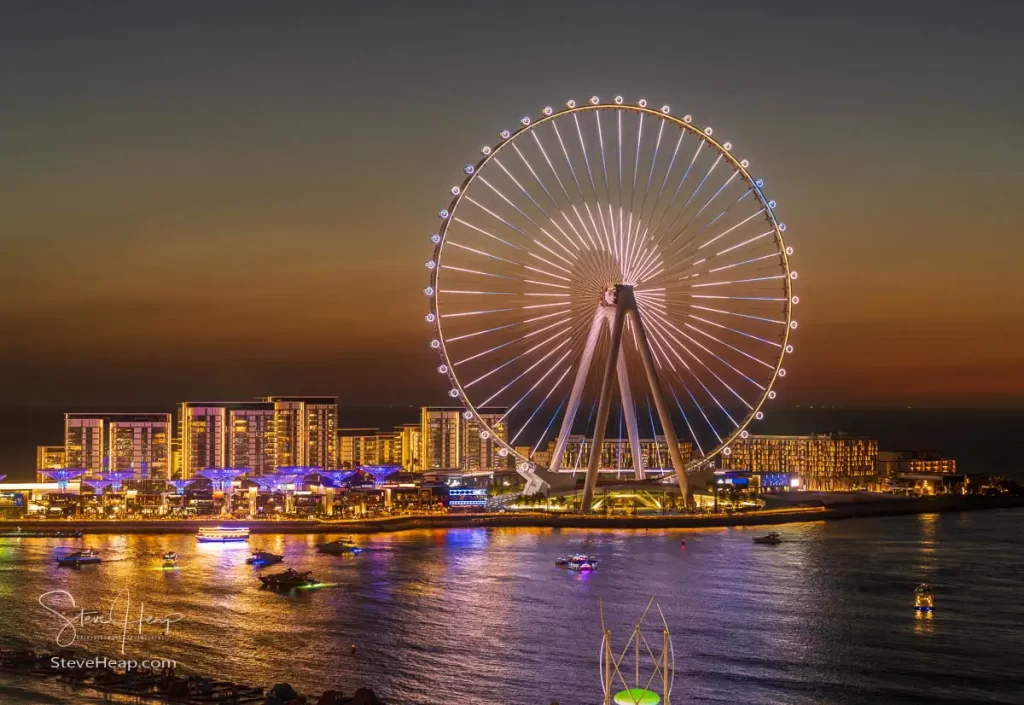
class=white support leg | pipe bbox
[628,305,690,502]
[548,307,605,475]
[581,294,629,511]
[616,348,645,480]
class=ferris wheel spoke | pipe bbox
[509,365,572,445]
[642,311,742,423]
[644,306,760,403]
[657,188,758,272]
[681,321,775,370]
[666,370,715,450]
[706,252,779,274]
[688,170,740,228]
[469,333,571,392]
[452,217,525,252]
[692,274,787,289]
[690,294,787,302]
[669,386,704,457]
[631,112,644,213]
[497,348,574,422]
[529,130,573,203]
[690,304,786,326]
[648,140,705,241]
[532,389,571,457]
[687,314,783,348]
[453,317,571,365]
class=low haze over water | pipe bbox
[1,510,1022,704]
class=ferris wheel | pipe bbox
[423,96,798,506]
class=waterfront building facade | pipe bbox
[64,413,171,479]
[260,396,338,469]
[64,415,105,477]
[398,423,422,472]
[421,407,462,471]
[227,405,276,475]
[337,428,379,467]
[537,436,694,474]
[720,433,879,491]
[462,408,509,471]
[35,445,65,483]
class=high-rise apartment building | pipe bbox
[227,405,276,475]
[65,415,105,477]
[64,413,171,479]
[398,423,422,472]
[260,397,338,469]
[720,433,878,491]
[463,408,509,471]
[178,401,279,477]
[337,428,379,468]
[36,445,65,482]
[179,403,231,478]
[420,406,509,471]
[421,407,462,470]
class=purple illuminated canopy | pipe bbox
[168,479,193,494]
[83,479,116,494]
[250,473,303,491]
[41,468,85,490]
[197,468,247,491]
[99,470,136,491]
[304,470,356,487]
[359,465,401,485]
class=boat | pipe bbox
[56,549,101,567]
[196,526,250,543]
[555,553,597,571]
[162,551,178,567]
[0,527,83,538]
[753,532,782,545]
[258,568,319,590]
[316,537,360,554]
[914,583,935,612]
[246,549,284,566]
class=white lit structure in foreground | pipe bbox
[425,96,798,510]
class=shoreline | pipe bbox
[2,495,1021,535]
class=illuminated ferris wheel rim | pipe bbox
[424,96,798,475]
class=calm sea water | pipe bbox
[1,510,1022,705]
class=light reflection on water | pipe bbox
[0,510,1022,705]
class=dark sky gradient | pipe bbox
[1,0,1022,414]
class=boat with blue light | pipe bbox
[556,553,597,571]
[162,551,178,567]
[196,526,250,543]
[56,549,101,567]
[246,549,284,566]
[259,568,319,590]
[914,583,934,612]
[316,537,360,554]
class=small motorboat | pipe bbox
[753,532,782,545]
[316,537,360,555]
[259,568,319,590]
[914,583,935,612]
[57,549,101,567]
[162,551,178,567]
[246,549,284,566]
[555,553,597,571]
